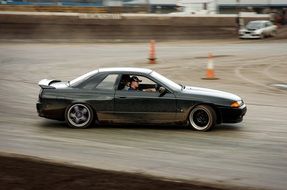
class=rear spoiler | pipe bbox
[38,79,61,89]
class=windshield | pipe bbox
[246,22,264,30]
[150,71,182,91]
[69,69,99,86]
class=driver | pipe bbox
[128,76,142,91]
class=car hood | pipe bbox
[182,86,241,101]
[246,27,258,31]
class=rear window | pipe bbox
[70,70,99,87]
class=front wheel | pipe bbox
[188,105,216,131]
[270,30,277,37]
[65,103,94,128]
[260,33,265,39]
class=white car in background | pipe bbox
[239,20,277,39]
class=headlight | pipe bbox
[230,100,243,108]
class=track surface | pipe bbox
[0,39,287,190]
[0,153,226,190]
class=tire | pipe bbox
[188,105,216,131]
[65,103,94,128]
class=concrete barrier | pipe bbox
[0,12,270,40]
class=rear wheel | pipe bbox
[65,103,94,128]
[188,105,216,131]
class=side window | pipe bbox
[129,75,159,92]
[96,74,118,90]
[138,76,156,86]
[80,73,106,90]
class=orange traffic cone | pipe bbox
[149,40,156,64]
[202,53,218,80]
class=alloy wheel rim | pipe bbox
[189,107,211,130]
[67,104,91,127]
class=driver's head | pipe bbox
[130,76,142,83]
[130,76,142,89]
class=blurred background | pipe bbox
[0,0,286,40]
[0,0,287,15]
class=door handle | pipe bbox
[118,96,127,99]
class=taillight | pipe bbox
[38,89,43,102]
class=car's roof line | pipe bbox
[249,20,269,23]
[98,67,153,74]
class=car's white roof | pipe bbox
[249,20,270,23]
[70,67,153,86]
[98,67,153,74]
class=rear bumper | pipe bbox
[36,102,65,121]
[36,102,45,117]
[219,105,247,123]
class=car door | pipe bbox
[263,22,269,35]
[113,74,177,124]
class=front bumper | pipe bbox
[219,105,247,123]
[239,33,261,39]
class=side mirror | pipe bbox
[158,87,167,96]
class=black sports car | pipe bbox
[36,67,247,131]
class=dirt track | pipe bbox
[0,39,287,190]
[0,153,227,190]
